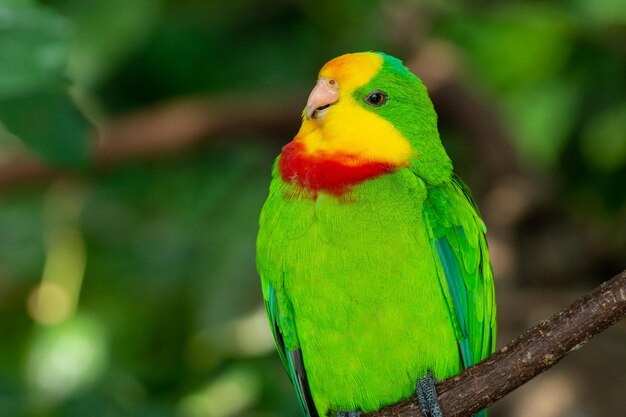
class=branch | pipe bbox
[366,269,626,417]
[0,94,301,192]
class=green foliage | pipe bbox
[65,0,162,88]
[0,0,68,97]
[0,90,91,166]
[580,104,626,172]
[504,78,580,167]
[0,0,91,166]
[439,4,577,167]
[437,2,626,211]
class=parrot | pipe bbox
[256,52,496,417]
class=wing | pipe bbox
[425,175,497,370]
[261,278,318,417]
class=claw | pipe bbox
[416,370,443,417]
[336,411,362,417]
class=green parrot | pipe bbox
[256,52,496,417]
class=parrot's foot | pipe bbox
[416,370,443,417]
[336,411,362,417]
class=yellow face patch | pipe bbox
[295,52,415,166]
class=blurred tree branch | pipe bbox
[366,269,626,417]
[0,95,301,192]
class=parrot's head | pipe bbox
[279,52,452,195]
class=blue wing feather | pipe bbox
[436,237,474,368]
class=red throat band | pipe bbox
[278,141,398,196]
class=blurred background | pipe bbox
[0,0,625,416]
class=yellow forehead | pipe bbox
[318,52,383,91]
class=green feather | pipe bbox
[426,176,497,372]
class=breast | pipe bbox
[261,172,461,413]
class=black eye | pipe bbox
[365,90,388,107]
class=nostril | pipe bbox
[328,79,336,86]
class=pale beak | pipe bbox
[305,78,339,120]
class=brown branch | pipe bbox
[0,94,301,192]
[366,269,626,417]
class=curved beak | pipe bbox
[305,78,339,120]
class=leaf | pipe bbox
[66,0,162,87]
[580,104,626,172]
[0,91,92,167]
[0,1,70,98]
[572,0,626,24]
[0,2,93,167]
[503,78,580,168]
[439,5,573,90]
